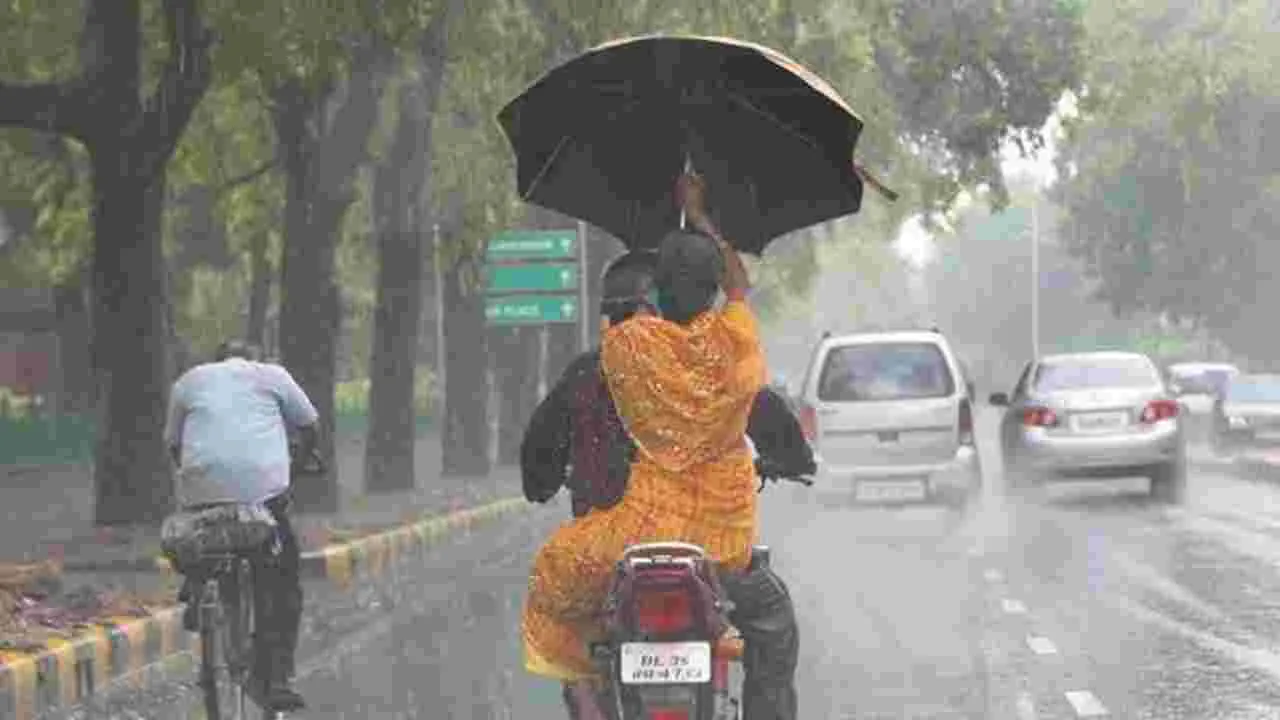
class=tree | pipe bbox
[364,1,461,493]
[223,1,433,512]
[1053,0,1280,361]
[0,0,213,525]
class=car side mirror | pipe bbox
[988,392,1010,406]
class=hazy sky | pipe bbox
[895,93,1075,268]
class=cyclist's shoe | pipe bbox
[264,685,306,712]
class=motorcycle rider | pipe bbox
[521,172,801,720]
[164,339,317,712]
[522,246,812,719]
[521,251,815,518]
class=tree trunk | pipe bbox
[90,146,174,526]
[492,326,540,465]
[275,102,341,513]
[365,14,453,493]
[270,47,392,513]
[245,230,271,348]
[441,245,491,477]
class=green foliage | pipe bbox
[0,130,90,286]
[334,369,437,417]
[1055,0,1280,360]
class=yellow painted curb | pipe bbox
[0,495,532,718]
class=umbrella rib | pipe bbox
[725,93,822,153]
[523,134,571,199]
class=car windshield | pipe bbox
[817,342,954,401]
[1033,357,1158,392]
[1226,378,1280,403]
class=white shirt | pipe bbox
[164,358,319,507]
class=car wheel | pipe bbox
[1149,455,1187,503]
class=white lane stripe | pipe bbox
[1026,636,1059,655]
[984,568,1003,582]
[1016,692,1039,720]
[1002,598,1027,614]
[1064,690,1109,717]
[1108,594,1280,682]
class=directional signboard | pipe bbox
[486,230,576,262]
[486,263,578,293]
[485,295,579,325]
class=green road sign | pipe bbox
[486,263,578,293]
[486,230,576,261]
[485,294,579,325]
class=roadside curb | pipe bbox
[0,495,534,720]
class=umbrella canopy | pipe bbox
[498,34,886,255]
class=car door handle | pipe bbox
[818,407,839,416]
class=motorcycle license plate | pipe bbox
[619,641,712,685]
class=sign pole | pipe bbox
[577,219,589,352]
[433,223,446,393]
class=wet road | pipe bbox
[292,412,1280,719]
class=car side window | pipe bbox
[1012,362,1034,399]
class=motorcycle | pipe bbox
[576,460,812,720]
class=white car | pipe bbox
[795,329,981,504]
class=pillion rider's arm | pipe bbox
[746,386,817,477]
[521,354,590,503]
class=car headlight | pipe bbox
[1228,416,1249,428]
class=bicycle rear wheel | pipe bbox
[200,569,252,719]
[199,579,233,719]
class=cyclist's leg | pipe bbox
[719,563,800,720]
[253,491,304,707]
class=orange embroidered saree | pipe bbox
[521,300,767,681]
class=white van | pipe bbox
[796,329,981,504]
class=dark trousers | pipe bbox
[179,492,302,685]
[254,492,303,683]
[719,563,800,720]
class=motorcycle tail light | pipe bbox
[1141,399,1179,423]
[1022,407,1058,427]
[634,588,695,635]
[647,710,691,720]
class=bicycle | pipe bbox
[181,446,325,720]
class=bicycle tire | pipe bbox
[200,578,238,719]
[235,558,258,716]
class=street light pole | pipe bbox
[1030,197,1040,361]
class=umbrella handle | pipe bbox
[678,153,695,230]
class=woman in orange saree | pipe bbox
[521,173,765,686]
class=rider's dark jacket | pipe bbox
[521,349,816,516]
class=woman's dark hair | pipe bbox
[600,250,658,325]
[654,230,724,325]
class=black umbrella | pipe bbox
[497,34,895,255]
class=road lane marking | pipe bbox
[1001,598,1027,614]
[1016,692,1039,720]
[1064,690,1109,717]
[1110,550,1231,622]
[1171,511,1280,567]
[1026,636,1059,655]
[984,569,1003,582]
[1108,594,1280,682]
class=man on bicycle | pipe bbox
[164,339,318,712]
